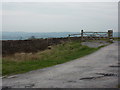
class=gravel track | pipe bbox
[2,42,119,88]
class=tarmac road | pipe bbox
[2,42,119,88]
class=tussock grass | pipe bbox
[3,41,100,76]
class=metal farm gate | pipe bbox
[68,30,113,41]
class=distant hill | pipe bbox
[1,32,120,40]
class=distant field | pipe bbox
[2,41,101,76]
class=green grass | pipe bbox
[113,37,120,41]
[118,85,120,88]
[0,58,2,76]
[2,41,102,76]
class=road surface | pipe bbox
[2,42,119,88]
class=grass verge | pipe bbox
[3,41,102,76]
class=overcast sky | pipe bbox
[2,2,118,32]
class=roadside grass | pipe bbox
[118,85,120,88]
[3,41,102,76]
[0,58,2,76]
[113,37,120,41]
[83,39,111,42]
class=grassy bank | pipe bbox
[3,41,101,76]
[113,37,120,41]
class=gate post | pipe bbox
[68,34,71,41]
[108,30,113,42]
[81,30,83,41]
